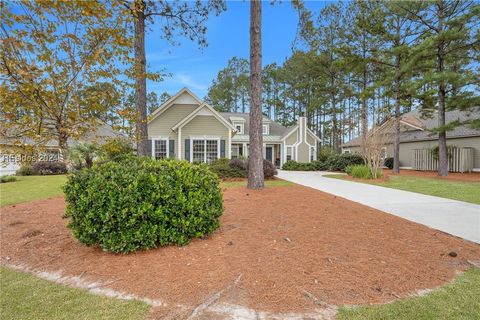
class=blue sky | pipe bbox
[146,1,327,99]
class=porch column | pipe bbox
[279,143,283,168]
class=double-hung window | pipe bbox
[154,139,168,159]
[192,139,219,163]
[262,124,269,135]
[234,123,244,134]
[310,146,316,161]
[286,146,294,161]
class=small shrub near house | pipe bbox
[209,158,247,179]
[282,160,316,171]
[384,157,394,169]
[31,161,68,175]
[64,158,223,254]
[262,159,277,178]
[0,175,17,183]
[229,157,247,171]
[16,164,33,176]
[317,147,334,162]
[323,153,364,171]
[209,158,276,179]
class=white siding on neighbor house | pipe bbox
[399,136,480,169]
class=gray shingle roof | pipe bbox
[219,112,291,139]
[342,108,480,147]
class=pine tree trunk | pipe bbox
[331,92,339,152]
[248,0,264,190]
[437,3,448,176]
[134,1,148,157]
[393,27,401,174]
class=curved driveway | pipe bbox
[277,170,480,244]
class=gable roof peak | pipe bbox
[148,87,203,124]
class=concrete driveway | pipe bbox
[277,170,480,244]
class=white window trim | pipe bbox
[262,124,269,135]
[285,145,295,162]
[309,145,317,162]
[151,137,169,159]
[190,136,221,163]
[234,123,244,134]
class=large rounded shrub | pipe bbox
[64,158,224,253]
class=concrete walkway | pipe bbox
[277,170,480,244]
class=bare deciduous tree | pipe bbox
[360,122,393,179]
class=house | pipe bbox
[341,108,480,172]
[147,88,320,167]
[0,122,122,176]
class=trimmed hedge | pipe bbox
[64,158,224,253]
[323,154,364,171]
[209,158,277,179]
[282,153,364,172]
[209,158,247,179]
[31,161,68,175]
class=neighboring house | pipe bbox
[0,123,122,176]
[341,108,480,172]
[147,87,320,167]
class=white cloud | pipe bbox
[176,73,207,91]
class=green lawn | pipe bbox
[0,267,150,320]
[221,179,293,188]
[0,175,68,207]
[325,174,480,204]
[0,175,291,208]
[338,268,480,320]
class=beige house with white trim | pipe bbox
[147,88,320,166]
[341,108,480,172]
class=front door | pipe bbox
[266,146,273,163]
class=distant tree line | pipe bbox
[206,0,479,176]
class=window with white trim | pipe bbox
[154,139,168,159]
[206,140,218,163]
[262,124,269,135]
[234,123,244,134]
[286,146,293,161]
[310,146,316,161]
[231,144,240,158]
[192,139,219,163]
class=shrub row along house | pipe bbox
[147,88,320,167]
[341,108,480,172]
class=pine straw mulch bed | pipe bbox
[1,184,479,318]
